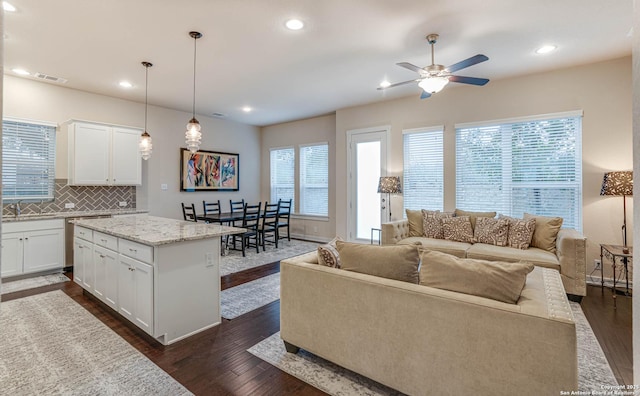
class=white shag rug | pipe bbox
[221,273,281,319]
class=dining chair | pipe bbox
[227,199,246,248]
[181,203,197,222]
[276,198,292,241]
[238,203,262,257]
[202,200,222,222]
[260,202,280,251]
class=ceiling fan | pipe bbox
[378,34,489,99]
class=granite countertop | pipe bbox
[2,208,149,223]
[72,214,245,246]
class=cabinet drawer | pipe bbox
[75,226,93,242]
[119,239,153,263]
[94,231,118,251]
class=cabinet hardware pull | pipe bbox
[101,239,107,243]
[129,248,137,252]
[100,255,105,258]
[19,238,23,241]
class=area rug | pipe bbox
[221,273,280,319]
[248,302,618,395]
[0,290,192,396]
[220,239,318,276]
[1,273,70,295]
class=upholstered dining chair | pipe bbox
[181,203,197,222]
[276,199,292,241]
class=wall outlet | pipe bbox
[65,203,75,209]
[594,259,601,270]
[161,183,168,190]
[119,201,127,207]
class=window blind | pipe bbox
[455,112,582,230]
[403,127,444,214]
[270,147,295,210]
[300,143,328,216]
[2,119,57,201]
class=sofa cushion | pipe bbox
[421,210,452,239]
[474,217,509,246]
[454,209,497,231]
[397,237,470,258]
[500,215,536,250]
[524,213,563,253]
[420,250,534,304]
[441,216,474,243]
[406,209,424,237]
[317,236,342,268]
[466,243,560,271]
[336,241,420,284]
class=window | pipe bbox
[403,127,444,214]
[455,111,582,230]
[300,143,328,216]
[270,147,295,209]
[2,118,57,202]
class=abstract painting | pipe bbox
[180,148,239,191]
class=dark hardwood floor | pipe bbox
[1,269,633,394]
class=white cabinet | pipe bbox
[118,254,154,335]
[93,245,118,310]
[67,121,142,186]
[1,219,65,278]
[73,237,93,289]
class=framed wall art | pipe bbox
[180,148,239,191]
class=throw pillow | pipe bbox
[336,241,420,284]
[317,236,343,268]
[421,210,452,239]
[420,250,534,304]
[473,217,509,246]
[499,215,536,250]
[454,209,497,232]
[406,209,424,237]
[523,213,563,253]
[441,216,474,243]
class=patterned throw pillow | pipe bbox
[421,210,452,239]
[441,216,474,243]
[500,215,536,250]
[317,236,342,268]
[474,217,509,246]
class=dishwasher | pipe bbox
[64,214,112,271]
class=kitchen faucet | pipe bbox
[9,200,23,217]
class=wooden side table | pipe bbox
[600,244,633,308]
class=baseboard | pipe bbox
[587,276,633,290]
[290,233,331,243]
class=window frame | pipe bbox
[299,142,329,217]
[269,146,296,211]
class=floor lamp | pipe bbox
[600,171,633,253]
[377,176,402,222]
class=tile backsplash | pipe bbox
[2,179,137,216]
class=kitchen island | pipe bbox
[72,215,244,345]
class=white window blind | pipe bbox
[455,112,582,230]
[2,118,57,201]
[300,143,328,216]
[403,127,444,213]
[270,147,295,210]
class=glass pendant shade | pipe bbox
[185,117,202,153]
[139,131,152,160]
[140,61,153,160]
[418,76,449,93]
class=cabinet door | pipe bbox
[133,260,154,334]
[73,238,85,286]
[70,123,110,185]
[111,127,142,185]
[94,245,118,310]
[1,233,24,278]
[22,228,64,274]
[117,255,136,322]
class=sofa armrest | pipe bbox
[381,220,410,245]
[556,228,587,296]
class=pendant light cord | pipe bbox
[144,65,149,130]
[192,35,197,119]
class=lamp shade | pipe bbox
[600,171,633,196]
[377,176,402,194]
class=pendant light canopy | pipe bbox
[139,61,153,160]
[185,31,203,153]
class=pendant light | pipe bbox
[185,31,203,153]
[139,61,153,160]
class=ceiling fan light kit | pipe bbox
[379,33,490,99]
[185,31,203,153]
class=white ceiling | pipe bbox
[3,0,634,127]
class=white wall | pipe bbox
[261,113,336,242]
[334,57,633,279]
[631,0,639,386]
[3,75,261,219]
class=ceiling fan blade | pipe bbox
[448,75,490,86]
[376,79,418,90]
[446,54,489,73]
[396,62,424,73]
[420,91,432,99]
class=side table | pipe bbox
[600,244,633,308]
[370,228,382,245]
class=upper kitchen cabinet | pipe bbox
[67,121,142,186]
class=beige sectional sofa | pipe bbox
[280,251,578,395]
[382,218,587,297]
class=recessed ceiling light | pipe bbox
[3,2,16,12]
[242,106,252,113]
[285,19,304,30]
[119,81,133,88]
[12,68,30,76]
[535,45,557,54]
[379,80,391,88]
